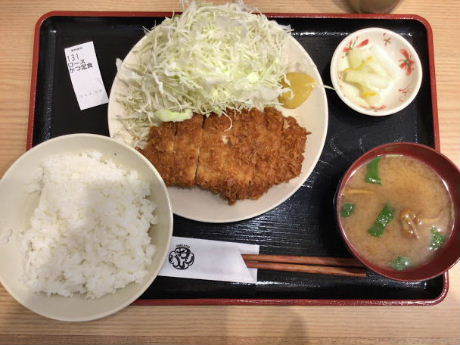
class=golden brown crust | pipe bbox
[139,108,308,204]
[138,122,177,185]
[276,115,308,184]
[249,107,284,197]
[195,112,234,198]
[173,115,204,187]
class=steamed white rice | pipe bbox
[21,151,156,299]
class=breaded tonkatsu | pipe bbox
[138,107,308,204]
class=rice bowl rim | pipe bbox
[0,133,173,321]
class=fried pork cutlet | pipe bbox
[139,115,204,187]
[195,108,281,201]
[139,107,308,204]
[277,115,309,184]
[195,111,235,199]
[138,122,176,185]
[173,115,204,187]
[246,107,284,194]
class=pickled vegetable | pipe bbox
[344,69,390,89]
[342,46,396,108]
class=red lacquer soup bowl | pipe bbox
[336,142,460,281]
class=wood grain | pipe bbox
[244,261,367,277]
[242,254,364,267]
[0,0,459,344]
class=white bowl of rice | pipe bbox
[0,134,173,321]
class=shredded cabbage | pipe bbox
[115,1,291,143]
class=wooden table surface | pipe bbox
[0,0,459,344]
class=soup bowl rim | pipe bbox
[335,141,460,282]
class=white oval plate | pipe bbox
[108,33,328,223]
[330,27,422,116]
[0,134,173,321]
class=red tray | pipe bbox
[28,11,446,306]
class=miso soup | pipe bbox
[339,155,454,271]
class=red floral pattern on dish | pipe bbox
[370,105,386,111]
[338,70,345,81]
[398,86,412,102]
[343,37,369,53]
[399,49,415,75]
[399,86,412,96]
[361,104,387,111]
[382,33,391,46]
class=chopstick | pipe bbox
[242,254,366,278]
[242,254,363,267]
